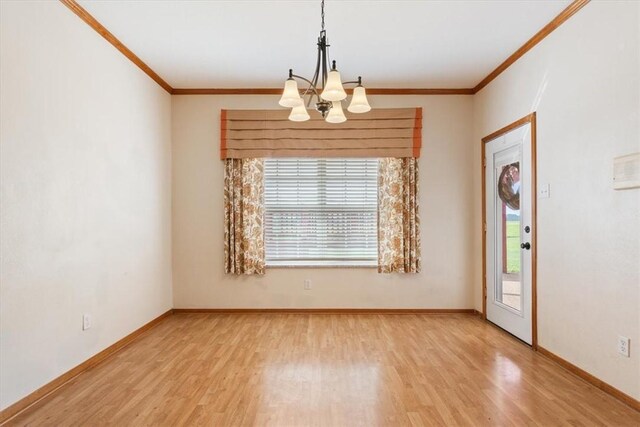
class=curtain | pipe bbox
[378,158,421,273]
[224,158,265,275]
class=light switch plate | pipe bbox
[538,183,550,199]
[82,313,91,331]
[613,153,640,190]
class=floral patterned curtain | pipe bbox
[224,158,265,275]
[378,158,421,273]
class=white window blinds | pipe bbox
[264,158,378,266]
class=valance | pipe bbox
[220,108,422,159]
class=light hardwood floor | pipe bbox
[5,313,639,426]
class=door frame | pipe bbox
[481,112,538,349]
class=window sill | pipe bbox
[266,261,377,269]
[266,265,378,269]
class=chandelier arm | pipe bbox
[302,78,317,107]
[317,28,330,90]
[342,76,364,89]
[306,42,322,102]
[302,79,316,108]
[290,73,320,99]
[300,81,313,98]
[321,52,327,89]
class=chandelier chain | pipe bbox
[321,0,325,31]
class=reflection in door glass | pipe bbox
[496,162,522,312]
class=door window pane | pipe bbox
[496,162,522,311]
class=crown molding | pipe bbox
[473,0,590,93]
[59,0,589,96]
[171,88,474,95]
[59,0,172,94]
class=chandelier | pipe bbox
[278,0,371,123]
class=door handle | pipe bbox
[520,242,531,250]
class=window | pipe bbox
[264,158,378,267]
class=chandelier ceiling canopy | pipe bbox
[278,0,371,123]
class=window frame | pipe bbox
[264,157,379,268]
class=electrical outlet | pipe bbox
[617,336,630,357]
[304,279,312,290]
[82,313,91,331]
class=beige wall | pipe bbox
[472,1,640,399]
[172,95,475,309]
[0,2,173,409]
[2,0,638,412]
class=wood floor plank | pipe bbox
[4,313,639,426]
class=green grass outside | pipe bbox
[506,221,521,273]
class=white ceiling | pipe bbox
[77,0,572,89]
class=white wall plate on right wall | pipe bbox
[613,153,640,190]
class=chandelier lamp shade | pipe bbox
[278,0,371,123]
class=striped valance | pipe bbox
[220,108,422,159]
